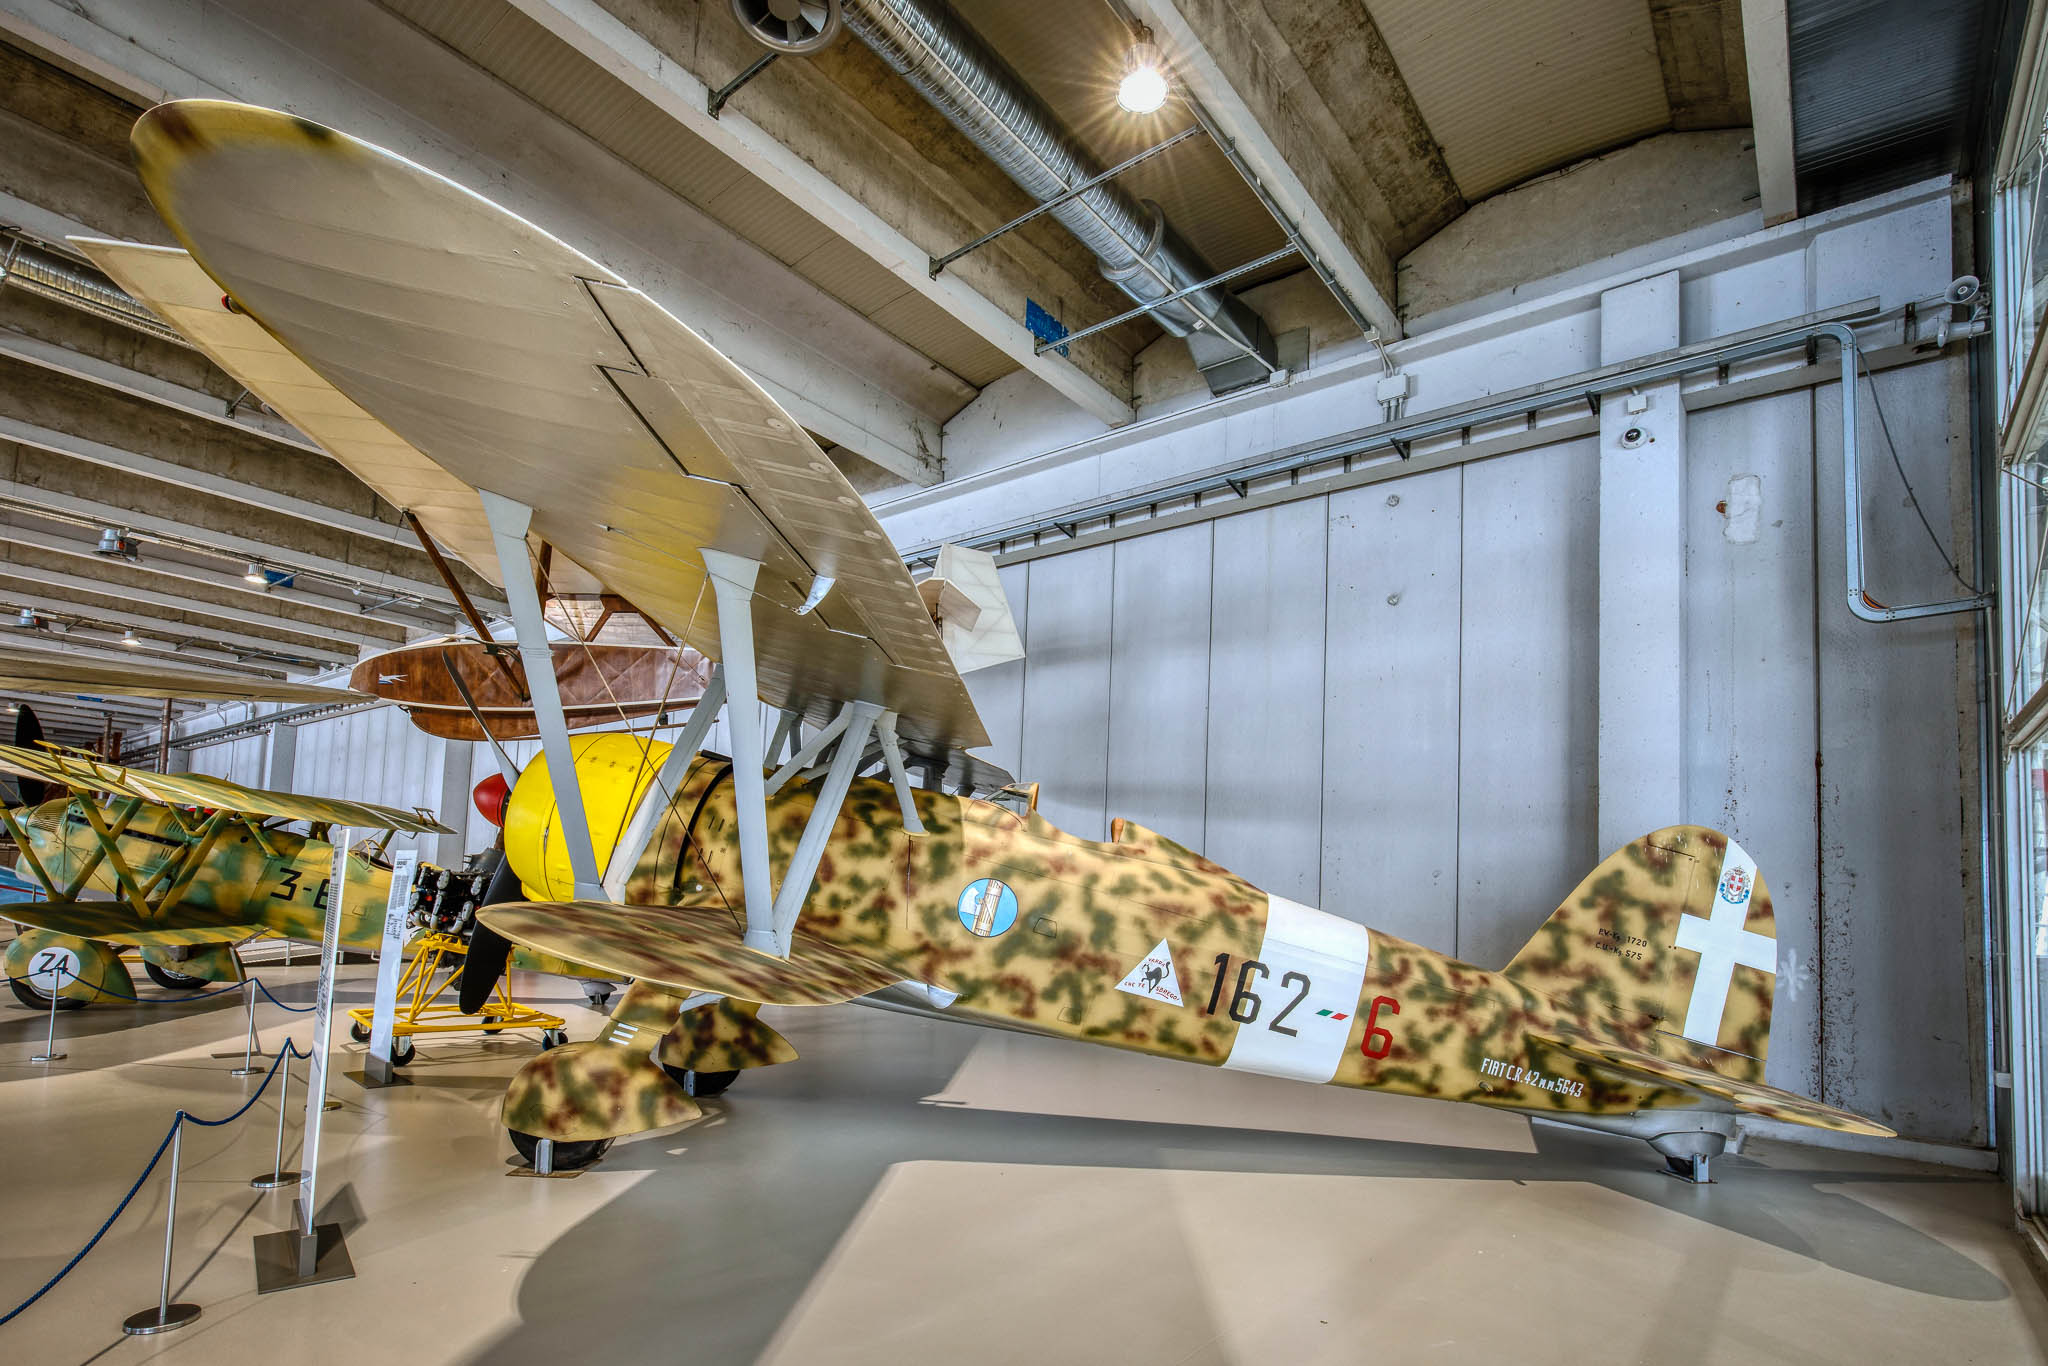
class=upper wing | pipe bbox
[1528,1032,1895,1137]
[0,743,449,834]
[481,899,907,1005]
[128,100,987,755]
[0,645,370,705]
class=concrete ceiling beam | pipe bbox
[0,461,473,619]
[0,623,294,675]
[0,536,402,649]
[1740,0,1798,225]
[0,574,358,664]
[1120,0,1407,340]
[2,0,972,484]
[500,0,1138,427]
[0,522,411,645]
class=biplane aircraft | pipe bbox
[98,98,1892,1181]
[0,651,594,1036]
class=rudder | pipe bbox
[1501,826,1777,1079]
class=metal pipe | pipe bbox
[911,312,1992,624]
[251,1047,300,1189]
[708,52,780,117]
[31,962,64,1063]
[230,978,261,1076]
[835,0,1277,382]
[928,124,1205,278]
[1035,245,1297,354]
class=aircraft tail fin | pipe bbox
[1502,827,1777,1080]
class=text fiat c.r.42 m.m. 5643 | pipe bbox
[104,97,1889,1180]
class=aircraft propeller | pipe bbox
[457,852,522,1014]
[10,704,48,805]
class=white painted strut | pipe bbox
[600,664,726,901]
[875,711,926,836]
[701,549,777,954]
[769,699,881,955]
[478,490,606,899]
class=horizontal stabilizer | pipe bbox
[0,899,268,947]
[479,900,907,1005]
[1529,1033,1894,1137]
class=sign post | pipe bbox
[348,848,417,1090]
[253,829,358,1292]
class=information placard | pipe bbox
[297,831,350,1247]
[363,848,418,1085]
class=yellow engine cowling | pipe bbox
[502,733,675,900]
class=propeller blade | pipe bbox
[11,705,47,805]
[457,854,523,1015]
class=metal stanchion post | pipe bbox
[31,966,65,1064]
[230,978,260,1077]
[251,1049,302,1190]
[122,1120,200,1335]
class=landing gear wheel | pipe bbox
[661,1063,739,1098]
[388,1036,415,1067]
[144,962,207,991]
[349,1021,371,1044]
[10,977,86,1011]
[539,1028,568,1050]
[508,1129,612,1171]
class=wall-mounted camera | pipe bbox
[1619,425,1650,450]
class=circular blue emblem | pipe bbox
[957,878,1018,937]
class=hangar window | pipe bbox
[1998,19,2048,1217]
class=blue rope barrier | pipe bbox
[5,971,304,1006]
[0,1037,310,1327]
[253,977,316,1014]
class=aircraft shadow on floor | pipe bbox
[450,1013,2016,1366]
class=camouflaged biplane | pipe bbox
[100,97,1891,1181]
[0,687,451,1010]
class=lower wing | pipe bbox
[2,900,270,948]
[478,900,907,1006]
[1530,1032,1895,1137]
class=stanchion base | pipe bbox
[229,1066,262,1077]
[30,1052,65,1063]
[342,1068,411,1090]
[210,1050,272,1059]
[253,1223,354,1293]
[122,1302,200,1335]
[249,1169,302,1190]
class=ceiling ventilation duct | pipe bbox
[739,0,1279,395]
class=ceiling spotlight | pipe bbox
[121,629,141,648]
[1117,26,1169,114]
[243,562,268,585]
[95,527,139,560]
[13,607,35,629]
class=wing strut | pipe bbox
[768,700,880,955]
[600,663,727,901]
[875,712,927,836]
[479,490,606,899]
[701,549,778,953]
[766,707,851,795]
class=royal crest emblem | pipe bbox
[1718,865,1751,904]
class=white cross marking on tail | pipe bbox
[1673,843,1775,1047]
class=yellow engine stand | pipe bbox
[346,931,565,1049]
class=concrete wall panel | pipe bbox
[1321,471,1462,947]
[1107,524,1213,851]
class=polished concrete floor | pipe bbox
[2,962,2046,1365]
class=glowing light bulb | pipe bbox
[1117,44,1168,114]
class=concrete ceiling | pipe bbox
[0,0,2003,745]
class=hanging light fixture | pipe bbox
[1116,25,1169,114]
[121,628,142,648]
[243,562,268,585]
[13,607,35,629]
